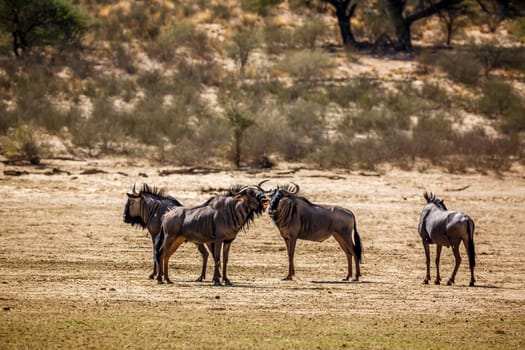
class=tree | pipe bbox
[476,0,525,32]
[385,0,464,51]
[437,1,472,46]
[0,0,88,57]
[225,105,255,168]
[225,29,259,78]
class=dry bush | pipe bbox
[327,78,383,110]
[294,17,328,49]
[275,49,333,84]
[262,20,294,54]
[0,123,48,164]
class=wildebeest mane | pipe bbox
[124,184,182,229]
[424,192,447,210]
[210,190,266,233]
[269,190,317,227]
[139,184,182,206]
[196,185,245,208]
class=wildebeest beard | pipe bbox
[268,191,283,220]
[123,201,147,228]
[124,202,146,228]
[237,191,268,232]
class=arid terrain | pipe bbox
[1,158,524,349]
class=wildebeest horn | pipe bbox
[289,182,299,194]
[257,179,272,193]
[126,183,139,198]
[236,186,250,195]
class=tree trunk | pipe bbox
[327,0,357,47]
[388,1,413,51]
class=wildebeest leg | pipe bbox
[333,234,354,281]
[448,244,462,285]
[222,241,233,286]
[149,233,157,279]
[161,236,186,285]
[195,243,208,282]
[212,241,223,286]
[463,239,475,287]
[435,245,442,285]
[284,236,297,280]
[423,241,431,284]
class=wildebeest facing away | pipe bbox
[267,183,362,281]
[156,182,270,286]
[123,183,210,281]
[418,192,476,286]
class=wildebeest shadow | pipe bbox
[470,284,500,289]
[311,280,392,285]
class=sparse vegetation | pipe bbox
[0,1,523,171]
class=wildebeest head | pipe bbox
[123,183,182,228]
[268,182,299,219]
[123,183,143,226]
[232,180,271,216]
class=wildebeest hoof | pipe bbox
[196,276,204,282]
[434,280,441,285]
[166,280,174,285]
[423,279,429,285]
[224,279,232,286]
[351,278,359,282]
[157,280,164,285]
[447,279,454,285]
[213,280,222,286]
[282,276,293,281]
[469,281,475,287]
[149,274,155,280]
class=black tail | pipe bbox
[467,219,476,270]
[154,228,164,269]
[353,221,363,263]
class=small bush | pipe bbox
[327,78,383,110]
[435,50,482,86]
[262,21,294,54]
[0,123,47,164]
[275,49,333,84]
[477,79,518,118]
[412,112,457,162]
[294,17,327,49]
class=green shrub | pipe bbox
[435,50,482,86]
[262,21,294,54]
[412,112,457,162]
[0,123,47,164]
[477,80,523,124]
[275,49,333,84]
[294,17,327,49]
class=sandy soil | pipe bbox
[0,158,524,348]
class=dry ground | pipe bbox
[1,158,524,349]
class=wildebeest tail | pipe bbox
[353,221,362,263]
[467,219,475,270]
[154,228,164,268]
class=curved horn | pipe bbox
[256,179,272,193]
[132,183,137,194]
[289,182,299,194]
[234,185,251,195]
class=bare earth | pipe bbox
[1,158,524,349]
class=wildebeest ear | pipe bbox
[126,192,138,198]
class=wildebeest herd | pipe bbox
[124,181,476,287]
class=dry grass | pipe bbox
[0,158,524,349]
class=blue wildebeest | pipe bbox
[418,192,476,286]
[267,183,362,281]
[156,182,269,286]
[123,183,210,281]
